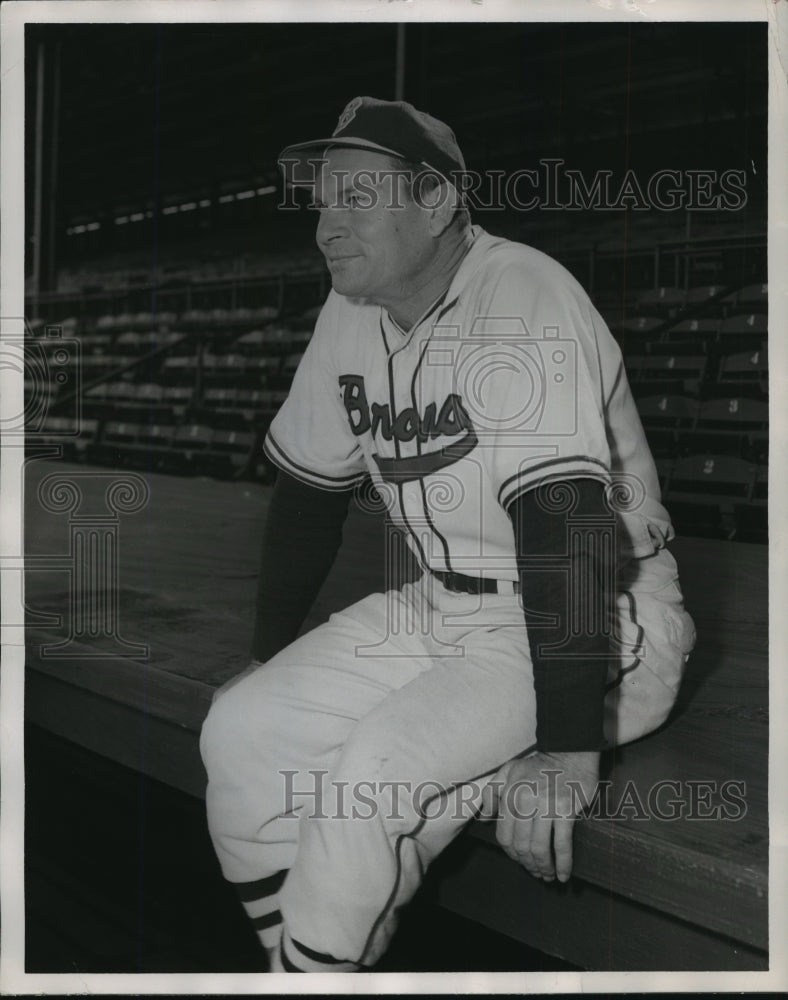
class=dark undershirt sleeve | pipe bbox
[507,478,616,753]
[250,470,352,663]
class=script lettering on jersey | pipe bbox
[339,374,478,483]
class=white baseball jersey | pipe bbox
[264,226,673,579]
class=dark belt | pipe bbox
[430,569,520,596]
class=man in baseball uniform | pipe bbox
[200,97,696,972]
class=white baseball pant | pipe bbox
[199,542,695,970]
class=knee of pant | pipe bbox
[199,667,282,777]
[330,717,406,785]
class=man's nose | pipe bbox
[316,206,349,246]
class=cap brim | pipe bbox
[278,137,409,186]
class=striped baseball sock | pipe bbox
[279,928,361,973]
[232,869,287,954]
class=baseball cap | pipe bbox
[278,96,466,186]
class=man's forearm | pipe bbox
[250,470,352,662]
[508,478,616,752]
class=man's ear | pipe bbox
[423,180,459,236]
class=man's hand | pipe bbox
[480,750,600,883]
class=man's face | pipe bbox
[313,147,435,305]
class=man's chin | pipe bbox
[330,276,365,298]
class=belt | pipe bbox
[430,569,520,596]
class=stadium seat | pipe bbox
[134,422,176,467]
[208,428,257,476]
[735,467,767,543]
[662,318,719,340]
[203,387,239,410]
[162,386,194,409]
[281,352,305,379]
[243,355,280,380]
[153,421,213,474]
[636,394,700,457]
[734,283,768,313]
[173,422,213,452]
[635,287,686,317]
[627,353,706,394]
[161,355,199,384]
[665,454,756,539]
[99,420,144,465]
[718,313,768,350]
[717,348,768,395]
[686,396,768,458]
[134,383,166,404]
[252,305,280,323]
[653,457,674,493]
[685,284,727,310]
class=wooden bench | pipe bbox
[23,458,768,971]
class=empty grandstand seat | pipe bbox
[203,387,239,410]
[748,430,768,466]
[647,338,710,358]
[281,352,305,379]
[283,330,313,351]
[173,422,213,453]
[718,313,767,350]
[635,287,686,317]
[685,284,727,309]
[248,355,280,378]
[735,283,768,312]
[636,394,699,457]
[235,329,269,353]
[182,309,211,327]
[665,454,756,539]
[135,422,175,457]
[73,418,100,461]
[134,383,166,403]
[653,457,673,493]
[717,348,768,393]
[99,420,143,464]
[213,353,246,375]
[80,332,114,352]
[616,315,665,351]
[663,318,719,340]
[736,465,767,543]
[162,386,194,408]
[687,396,768,458]
[209,428,257,474]
[252,305,280,323]
[161,355,198,384]
[627,353,706,393]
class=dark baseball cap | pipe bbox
[278,96,466,185]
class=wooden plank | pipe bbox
[25,670,208,799]
[432,837,768,971]
[25,642,215,733]
[470,811,766,950]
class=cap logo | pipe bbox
[334,97,363,135]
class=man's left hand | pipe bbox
[480,750,600,883]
